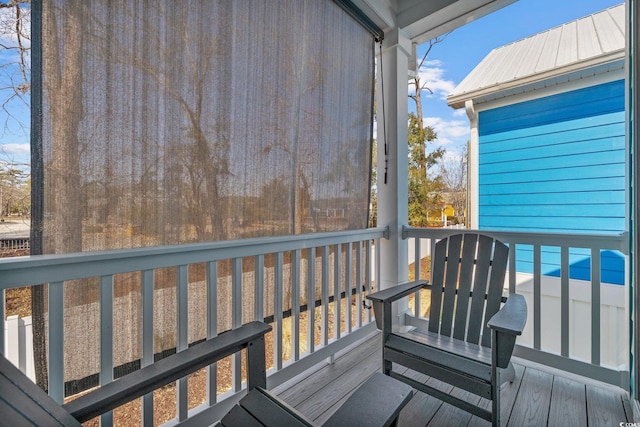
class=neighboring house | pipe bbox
[447,3,626,286]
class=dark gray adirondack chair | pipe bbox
[0,321,272,426]
[366,233,527,426]
[216,372,413,427]
[1,317,413,427]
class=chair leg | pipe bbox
[492,368,501,427]
[383,359,392,375]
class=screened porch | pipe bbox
[1,0,639,425]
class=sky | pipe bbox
[416,0,623,160]
[0,2,30,170]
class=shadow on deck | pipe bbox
[271,332,633,426]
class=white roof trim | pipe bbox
[447,3,625,109]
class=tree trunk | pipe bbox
[32,0,85,390]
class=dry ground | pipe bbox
[6,278,352,426]
[4,247,31,318]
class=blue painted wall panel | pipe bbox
[480,190,624,207]
[477,80,625,284]
[479,113,623,145]
[481,166,625,185]
[481,177,625,194]
[480,81,624,134]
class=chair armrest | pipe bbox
[487,293,527,336]
[366,280,428,304]
[324,373,413,427]
[487,294,527,369]
[366,281,428,331]
[63,321,272,423]
[223,387,315,427]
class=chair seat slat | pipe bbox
[387,331,492,382]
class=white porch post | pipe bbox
[376,29,410,301]
[630,0,640,406]
[465,100,479,228]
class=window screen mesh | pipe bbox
[37,0,375,390]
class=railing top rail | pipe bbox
[0,227,388,290]
[402,226,629,254]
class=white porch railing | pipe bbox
[0,225,630,425]
[404,226,630,389]
[0,227,386,426]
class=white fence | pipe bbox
[512,272,626,369]
[3,315,35,381]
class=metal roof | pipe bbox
[447,3,625,109]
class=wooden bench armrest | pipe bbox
[63,321,272,423]
[487,293,527,336]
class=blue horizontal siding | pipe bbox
[477,79,625,284]
[481,136,624,164]
[479,112,623,146]
[480,204,624,217]
[479,215,625,233]
[480,162,625,188]
[480,177,625,194]
[480,149,623,173]
[480,80,624,135]
[480,190,624,206]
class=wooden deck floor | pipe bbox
[271,332,633,426]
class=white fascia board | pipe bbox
[400,0,518,45]
[447,52,625,109]
[465,62,625,113]
[397,0,456,25]
[353,0,398,33]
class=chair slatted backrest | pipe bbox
[428,233,509,347]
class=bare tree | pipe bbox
[408,34,449,134]
[0,1,30,126]
[0,0,47,388]
[407,36,448,226]
[0,1,31,218]
[440,145,468,225]
[261,34,321,235]
[0,161,29,216]
[42,0,84,254]
[89,3,232,242]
